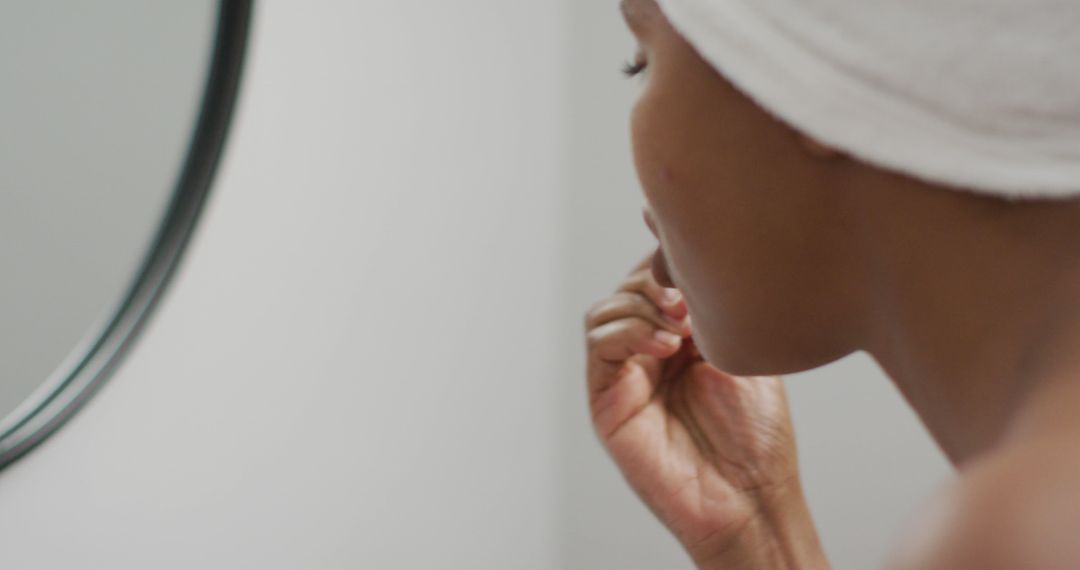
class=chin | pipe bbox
[696,332,849,377]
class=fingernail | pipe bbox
[662,288,682,306]
[662,312,688,328]
[654,330,681,345]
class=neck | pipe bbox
[851,176,1080,467]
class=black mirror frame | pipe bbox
[0,0,254,471]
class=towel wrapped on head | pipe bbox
[655,0,1080,200]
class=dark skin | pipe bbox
[584,1,1080,568]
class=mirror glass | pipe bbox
[0,2,222,450]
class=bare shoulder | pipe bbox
[885,434,1080,570]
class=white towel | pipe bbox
[654,0,1080,200]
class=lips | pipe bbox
[651,245,676,288]
[643,207,676,288]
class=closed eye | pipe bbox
[622,58,647,77]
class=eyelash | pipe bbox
[622,58,647,78]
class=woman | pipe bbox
[583,0,1080,568]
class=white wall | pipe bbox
[0,3,565,568]
[0,2,953,569]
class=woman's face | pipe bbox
[623,0,862,375]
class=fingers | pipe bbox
[617,265,688,320]
[584,253,695,397]
[586,318,682,397]
[587,317,683,365]
[585,292,691,337]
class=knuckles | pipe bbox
[585,291,659,331]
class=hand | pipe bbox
[584,252,806,564]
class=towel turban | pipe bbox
[655,0,1080,200]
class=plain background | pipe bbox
[0,2,952,568]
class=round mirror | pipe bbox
[0,1,252,469]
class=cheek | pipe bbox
[624,44,854,374]
[629,85,730,295]
[628,91,664,206]
[629,88,696,236]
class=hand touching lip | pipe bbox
[643,206,677,288]
[651,246,676,288]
